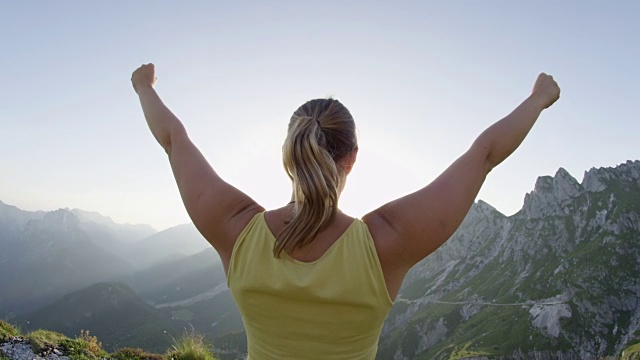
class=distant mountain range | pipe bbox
[0,201,210,317]
[1,160,639,360]
[0,199,237,357]
[0,208,135,315]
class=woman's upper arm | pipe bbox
[365,139,492,269]
[167,127,264,258]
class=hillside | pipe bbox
[377,161,640,359]
[127,224,210,269]
[124,248,244,341]
[125,248,223,304]
[20,282,181,353]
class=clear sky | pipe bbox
[1,1,638,231]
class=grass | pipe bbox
[621,342,640,360]
[2,324,214,360]
[166,331,217,360]
[60,330,109,360]
[26,329,68,353]
[110,347,165,360]
[4,326,212,360]
[25,329,110,360]
[448,342,492,359]
[0,321,21,342]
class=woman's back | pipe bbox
[228,212,393,359]
[264,206,356,262]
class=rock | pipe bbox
[553,168,583,201]
[523,168,584,218]
[0,339,71,360]
[582,160,640,193]
[529,303,572,337]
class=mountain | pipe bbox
[71,208,157,264]
[377,160,640,359]
[127,248,223,304]
[0,209,136,316]
[70,208,155,240]
[124,248,244,340]
[68,207,209,270]
[20,282,181,353]
[0,201,46,243]
[0,201,211,318]
[127,223,210,269]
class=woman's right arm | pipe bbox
[363,73,560,297]
[132,64,264,270]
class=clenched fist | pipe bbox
[131,63,157,93]
[531,73,560,109]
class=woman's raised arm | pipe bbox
[364,73,560,297]
[132,64,264,268]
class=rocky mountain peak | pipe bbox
[552,167,583,201]
[523,168,583,218]
[473,199,503,217]
[41,209,80,231]
[70,209,116,225]
[523,162,640,219]
[582,160,640,193]
[0,202,45,227]
[20,209,83,245]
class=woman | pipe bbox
[131,64,560,359]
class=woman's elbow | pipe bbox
[471,135,497,174]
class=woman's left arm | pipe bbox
[132,64,264,264]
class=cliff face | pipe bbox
[378,160,640,360]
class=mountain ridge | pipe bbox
[378,160,640,359]
[0,202,210,318]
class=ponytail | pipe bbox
[276,99,357,257]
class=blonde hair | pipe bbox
[276,99,357,257]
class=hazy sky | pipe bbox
[1,1,638,230]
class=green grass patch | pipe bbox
[60,330,108,360]
[622,342,640,360]
[0,321,21,342]
[166,331,216,360]
[21,326,218,360]
[24,328,110,359]
[110,347,165,360]
[448,342,492,359]
[26,330,69,353]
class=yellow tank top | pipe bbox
[227,212,393,360]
